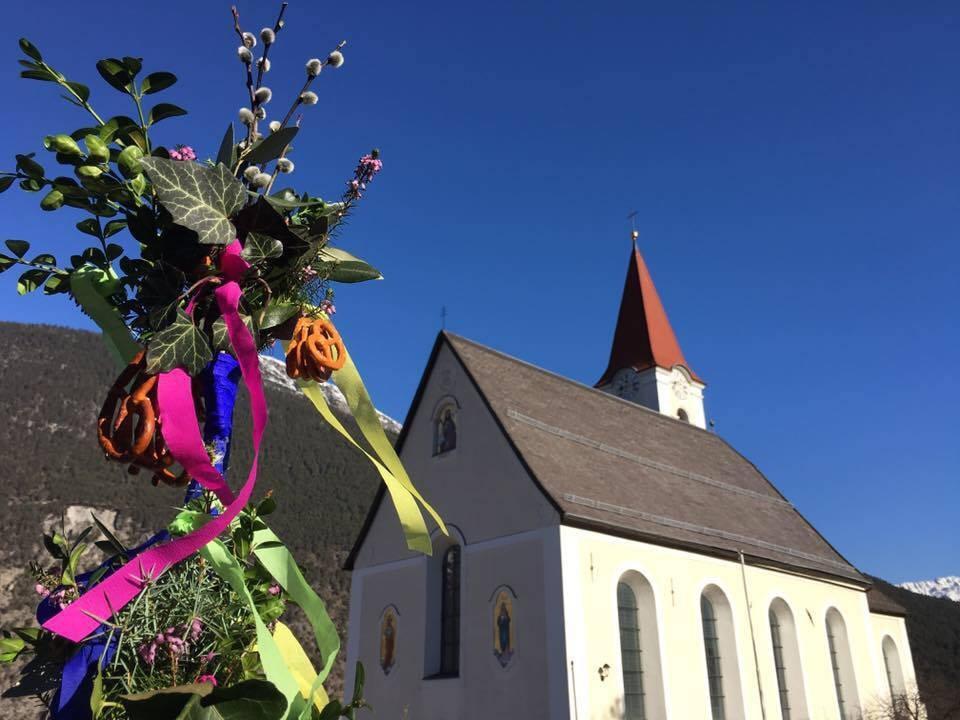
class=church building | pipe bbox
[344,244,917,720]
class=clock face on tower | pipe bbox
[610,369,643,403]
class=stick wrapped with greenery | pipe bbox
[0,4,439,719]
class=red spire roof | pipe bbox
[596,245,702,386]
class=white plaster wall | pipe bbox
[560,525,913,720]
[653,366,706,429]
[346,529,565,720]
[352,342,559,569]
[864,613,919,713]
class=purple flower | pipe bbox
[168,145,197,162]
[268,584,281,596]
[197,674,218,686]
[320,299,336,316]
[189,617,203,642]
[138,641,157,666]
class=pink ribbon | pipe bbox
[43,242,267,643]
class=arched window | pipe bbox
[677,408,689,423]
[825,608,860,719]
[882,636,905,699]
[433,403,457,455]
[616,572,666,719]
[439,545,461,675]
[768,599,808,720]
[617,583,646,719]
[700,586,745,720]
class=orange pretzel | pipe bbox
[284,315,346,383]
[97,351,193,487]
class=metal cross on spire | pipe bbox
[627,210,640,244]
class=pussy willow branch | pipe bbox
[262,115,300,196]
[256,2,289,90]
[276,40,347,131]
[231,6,257,148]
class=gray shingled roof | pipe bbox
[445,333,866,585]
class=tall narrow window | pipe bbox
[617,582,646,719]
[826,623,846,717]
[701,595,726,720]
[769,609,791,720]
[882,636,905,699]
[439,545,460,675]
[825,609,859,719]
[767,599,808,720]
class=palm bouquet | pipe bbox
[0,4,441,719]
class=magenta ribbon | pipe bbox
[43,242,266,643]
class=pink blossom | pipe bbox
[320,300,336,316]
[168,145,197,162]
[197,674,218,686]
[34,583,50,598]
[138,641,157,666]
[268,584,281,596]
[189,618,203,642]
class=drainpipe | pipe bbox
[739,550,768,720]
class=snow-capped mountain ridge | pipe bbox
[259,355,402,435]
[898,576,960,602]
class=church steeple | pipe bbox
[596,242,707,427]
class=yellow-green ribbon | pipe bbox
[296,347,445,556]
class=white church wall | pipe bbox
[346,527,563,720]
[352,342,560,570]
[865,613,918,712]
[560,525,901,720]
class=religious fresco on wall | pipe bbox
[434,404,457,455]
[492,590,515,668]
[379,606,398,675]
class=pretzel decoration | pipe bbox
[97,350,192,488]
[285,315,347,383]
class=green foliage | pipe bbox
[122,680,287,720]
[316,248,381,284]
[241,233,283,265]
[244,128,298,166]
[140,159,246,245]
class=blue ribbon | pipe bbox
[44,531,168,720]
[184,352,241,500]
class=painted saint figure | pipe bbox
[435,406,457,454]
[380,608,397,675]
[493,591,514,668]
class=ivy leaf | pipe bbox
[5,240,30,258]
[141,71,176,95]
[145,311,213,375]
[148,103,187,126]
[211,314,257,354]
[244,127,297,165]
[140,159,246,245]
[240,232,282,265]
[17,268,49,294]
[96,58,134,94]
[319,246,383,283]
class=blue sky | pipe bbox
[0,1,956,583]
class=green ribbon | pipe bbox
[69,265,140,364]
[201,540,307,719]
[251,527,340,683]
